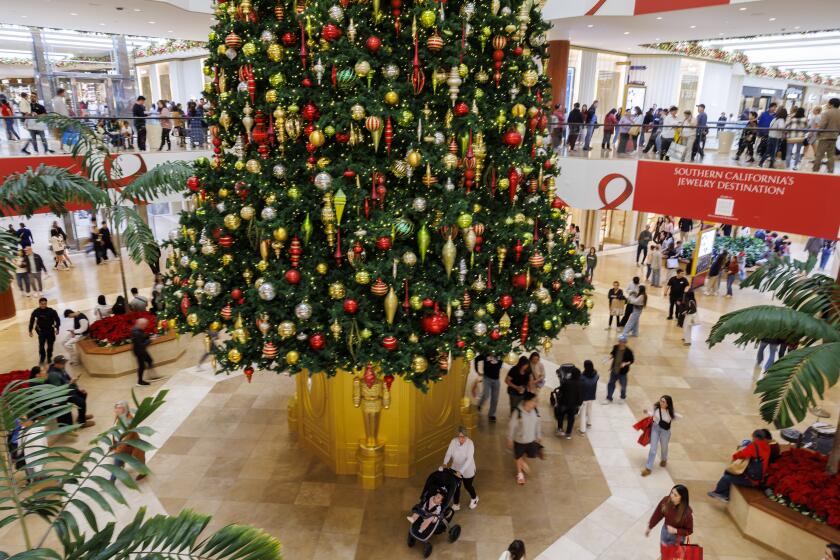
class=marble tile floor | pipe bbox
[2,237,836,558]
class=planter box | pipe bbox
[729,485,840,560]
[78,332,187,378]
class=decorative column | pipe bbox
[353,376,389,489]
[546,40,571,109]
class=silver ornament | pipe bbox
[434,132,445,145]
[501,6,512,16]
[225,48,237,60]
[454,308,465,323]
[382,63,400,80]
[296,332,309,342]
[562,267,575,282]
[402,251,418,266]
[258,282,276,301]
[237,80,248,93]
[273,164,287,178]
[528,302,538,313]
[216,202,226,213]
[472,321,488,337]
[204,281,221,297]
[411,197,427,212]
[179,255,190,267]
[462,1,476,19]
[314,171,333,191]
[189,246,196,254]
[259,30,275,43]
[168,228,180,241]
[445,177,455,191]
[261,206,277,220]
[328,4,344,21]
[295,302,313,320]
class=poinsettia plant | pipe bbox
[766,448,840,528]
[89,311,158,346]
[0,369,31,394]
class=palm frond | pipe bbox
[118,161,193,203]
[706,305,840,348]
[742,257,840,326]
[0,228,20,292]
[0,166,109,218]
[77,508,282,560]
[36,115,112,185]
[756,342,840,427]
[109,206,161,270]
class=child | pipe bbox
[407,491,444,534]
[120,120,134,149]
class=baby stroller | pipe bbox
[406,468,462,557]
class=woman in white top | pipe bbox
[678,110,696,162]
[642,395,682,476]
[527,352,545,393]
[784,107,807,170]
[759,107,788,168]
[49,233,70,270]
[441,426,478,510]
[94,294,112,321]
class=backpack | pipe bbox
[744,444,764,483]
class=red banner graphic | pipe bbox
[634,0,729,15]
[633,161,840,239]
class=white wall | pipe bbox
[629,55,681,108]
[577,50,597,107]
[698,61,735,121]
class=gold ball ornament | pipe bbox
[511,104,527,118]
[218,187,229,198]
[360,328,372,339]
[543,319,553,331]
[286,350,300,365]
[410,295,423,310]
[245,159,261,174]
[411,355,429,373]
[585,298,594,309]
[287,186,301,200]
[328,281,346,299]
[465,348,476,362]
[521,69,538,88]
[269,72,285,87]
[240,205,256,220]
[384,90,399,105]
[223,214,241,230]
[420,9,436,27]
[354,60,371,77]
[273,227,288,242]
[309,129,325,147]
[315,262,328,275]
[406,150,422,167]
[221,254,234,265]
[350,104,365,120]
[187,313,199,327]
[278,321,296,339]
[242,42,257,56]
[264,193,277,205]
[355,270,371,285]
[209,321,222,331]
[485,302,496,314]
[227,348,242,364]
[216,44,227,56]
[256,259,268,272]
[267,43,283,61]
[408,332,420,343]
[203,83,213,94]
[202,66,212,76]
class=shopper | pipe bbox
[678,290,698,345]
[705,250,728,296]
[552,366,582,439]
[28,298,61,364]
[759,107,787,168]
[785,107,807,170]
[21,92,53,155]
[23,247,47,297]
[642,108,663,155]
[551,104,566,150]
[585,247,597,281]
[94,295,112,320]
[724,255,740,297]
[603,335,634,403]
[646,485,694,554]
[441,427,478,510]
[99,221,118,258]
[158,100,172,151]
[616,109,634,154]
[820,240,835,271]
[505,356,531,414]
[566,103,583,150]
[659,106,680,160]
[812,98,840,173]
[46,355,94,428]
[677,218,693,244]
[507,392,542,485]
[619,276,641,327]
[733,111,758,163]
[824,544,840,560]
[692,103,708,160]
[110,400,147,482]
[678,110,696,162]
[129,287,149,312]
[622,285,647,338]
[602,108,617,150]
[62,309,89,364]
[582,100,598,150]
[131,317,153,386]
[642,396,680,476]
[475,353,502,423]
[1,98,20,140]
[50,88,71,152]
[606,281,625,330]
[636,225,652,265]
[499,540,526,560]
[578,360,598,434]
[50,230,70,270]
[647,244,663,288]
[528,352,545,394]
[15,250,30,297]
[17,222,34,248]
[756,102,777,158]
[112,295,127,315]
[707,430,771,502]
[664,269,689,320]
[133,96,147,151]
[756,338,782,372]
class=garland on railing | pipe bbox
[0,56,110,68]
[642,41,836,87]
[132,39,207,59]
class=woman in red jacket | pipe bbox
[707,429,771,503]
[646,484,693,554]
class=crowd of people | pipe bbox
[1,91,210,154]
[549,97,840,172]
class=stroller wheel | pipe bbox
[448,524,461,543]
[423,542,433,558]
[407,532,416,548]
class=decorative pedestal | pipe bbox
[288,358,473,488]
[77,333,188,377]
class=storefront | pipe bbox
[740,85,784,116]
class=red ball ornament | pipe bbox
[375,235,392,251]
[512,273,528,290]
[342,169,356,177]
[335,132,350,143]
[572,295,585,309]
[503,129,523,147]
[421,304,450,334]
[230,288,242,300]
[244,365,254,383]
[284,269,302,284]
[382,335,398,350]
[237,297,246,306]
[303,123,316,136]
[513,45,524,57]
[301,102,319,122]
[422,298,434,308]
[281,31,296,46]
[219,235,234,248]
[499,294,513,309]
[456,338,466,349]
[221,304,233,320]
[322,23,342,42]
[301,77,313,88]
[309,332,326,350]
[551,197,564,209]
[371,278,389,297]
[490,329,501,341]
[366,35,381,52]
[343,298,359,314]
[454,102,469,117]
[186,176,200,191]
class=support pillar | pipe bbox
[547,40,571,109]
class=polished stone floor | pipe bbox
[1,227,835,559]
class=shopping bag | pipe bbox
[666,257,680,269]
[62,131,80,146]
[662,540,703,560]
[667,142,687,160]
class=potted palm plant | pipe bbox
[707,257,840,473]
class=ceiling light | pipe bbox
[70,12,78,15]
[794,25,801,29]
[20,15,27,18]
[167,30,174,33]
[623,31,630,35]
[148,21,156,24]
[769,17,776,21]
[99,23,106,26]
[656,16,663,20]
[133,8,142,11]
[587,24,594,28]
[739,6,747,10]
[690,25,696,29]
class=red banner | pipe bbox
[633,161,840,239]
[634,0,729,15]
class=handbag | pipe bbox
[667,142,687,160]
[629,125,640,137]
[662,538,703,560]
[666,257,679,269]
[726,458,748,475]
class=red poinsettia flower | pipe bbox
[767,449,840,528]
[89,311,157,346]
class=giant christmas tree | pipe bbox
[161,0,591,388]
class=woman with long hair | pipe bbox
[577,360,599,433]
[824,543,840,560]
[622,285,647,337]
[110,400,147,482]
[499,540,526,560]
[645,484,693,554]
[642,395,681,476]
[505,356,531,413]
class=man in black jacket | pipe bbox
[603,336,635,403]
[99,221,118,258]
[475,353,503,423]
[131,317,153,386]
[133,96,148,151]
[28,297,60,364]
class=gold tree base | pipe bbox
[288,358,472,488]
